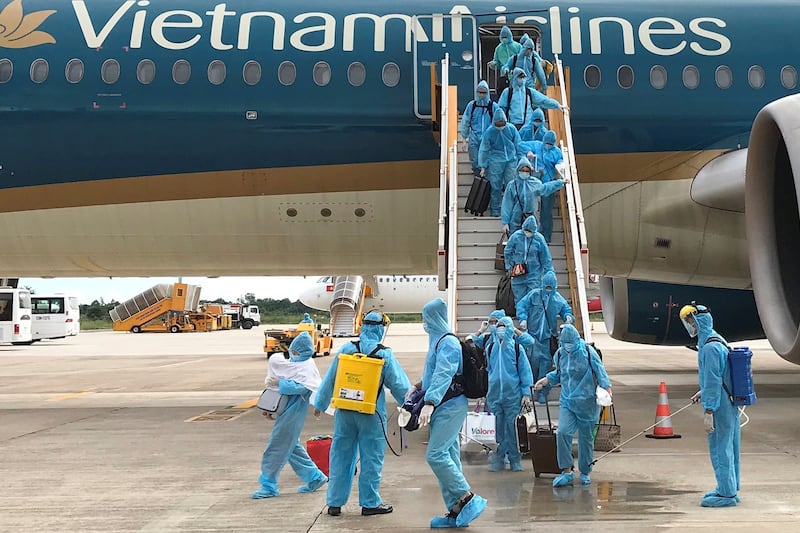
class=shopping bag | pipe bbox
[460,411,496,447]
[256,388,287,416]
[594,404,621,452]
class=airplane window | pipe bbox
[682,65,700,90]
[748,66,765,90]
[781,66,798,89]
[617,65,634,89]
[30,59,48,84]
[137,60,155,84]
[278,61,296,86]
[348,62,366,87]
[173,60,191,84]
[413,277,417,282]
[382,62,400,87]
[715,66,732,89]
[313,61,331,86]
[0,59,11,83]
[584,65,601,89]
[101,59,120,84]
[649,65,667,89]
[243,60,261,85]
[208,60,226,85]
[65,59,84,83]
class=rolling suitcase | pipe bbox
[516,409,534,455]
[528,397,560,478]
[464,176,491,216]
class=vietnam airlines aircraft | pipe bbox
[1,0,799,361]
[298,275,445,313]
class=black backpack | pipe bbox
[435,334,488,399]
[468,100,497,125]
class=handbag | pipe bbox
[549,335,559,357]
[494,232,508,271]
[257,387,288,416]
[593,404,621,452]
[510,263,528,277]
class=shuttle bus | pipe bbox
[0,288,33,345]
[31,294,81,340]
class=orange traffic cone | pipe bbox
[645,381,682,439]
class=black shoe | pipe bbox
[327,506,341,517]
[361,503,393,516]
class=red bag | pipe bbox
[510,263,528,277]
[306,435,332,477]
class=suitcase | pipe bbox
[516,410,534,454]
[528,397,560,478]
[464,176,491,216]
[306,435,332,477]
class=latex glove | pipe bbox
[521,396,533,411]
[502,224,509,234]
[561,104,568,113]
[460,140,468,152]
[519,320,527,331]
[266,375,279,388]
[534,377,550,390]
[419,404,435,427]
[691,390,702,404]
[704,411,715,433]
[502,67,509,76]
[405,386,418,402]
[565,315,574,324]
[527,151,535,160]
[480,168,486,178]
[478,321,489,334]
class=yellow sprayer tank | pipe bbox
[331,353,385,414]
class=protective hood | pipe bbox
[522,214,539,234]
[694,305,715,345]
[559,323,585,355]
[532,107,545,125]
[492,107,508,125]
[543,130,557,146]
[542,270,558,292]
[497,316,515,342]
[422,298,452,339]
[302,313,313,322]
[500,25,513,41]
[289,331,315,361]
[512,67,527,87]
[475,80,490,102]
[523,39,535,55]
[489,309,506,321]
[517,157,533,172]
[520,33,531,47]
[359,310,386,354]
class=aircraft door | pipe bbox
[412,14,478,119]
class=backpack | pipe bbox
[485,338,525,374]
[502,84,535,125]
[706,338,757,406]
[468,100,497,125]
[496,271,515,317]
[435,333,488,399]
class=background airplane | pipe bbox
[1,0,799,361]
[299,275,445,314]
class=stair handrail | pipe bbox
[554,55,592,344]
[437,54,450,292]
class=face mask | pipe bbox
[477,92,488,102]
[562,342,575,353]
[525,50,532,57]
[495,121,506,128]
[519,171,530,179]
[515,77,525,88]
[496,326,506,338]
[501,37,508,43]
[533,120,542,128]
[524,230,533,237]
[545,143,554,151]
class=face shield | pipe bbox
[679,305,698,338]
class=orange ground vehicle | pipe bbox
[263,321,333,357]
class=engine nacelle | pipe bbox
[600,277,763,345]
[746,94,800,363]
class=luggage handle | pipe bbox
[597,403,617,426]
[530,386,554,432]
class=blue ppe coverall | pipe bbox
[313,311,411,509]
[497,68,537,129]
[460,81,496,176]
[503,38,548,92]
[467,309,506,351]
[501,157,565,235]
[695,309,741,506]
[522,131,565,242]
[516,270,574,392]
[546,325,611,479]
[504,215,553,303]
[255,332,326,498]
[519,107,548,142]
[421,298,487,527]
[485,317,534,471]
[478,108,524,216]
[301,313,313,323]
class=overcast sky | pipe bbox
[18,276,315,305]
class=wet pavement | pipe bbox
[2,323,800,531]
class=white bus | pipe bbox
[31,294,81,340]
[0,288,33,345]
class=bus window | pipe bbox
[31,294,80,340]
[0,293,11,321]
[0,289,33,344]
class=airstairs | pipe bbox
[329,275,365,337]
[436,54,593,344]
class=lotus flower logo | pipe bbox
[0,0,55,48]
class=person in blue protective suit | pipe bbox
[534,324,612,487]
[504,215,553,304]
[498,68,561,131]
[502,37,549,92]
[252,332,328,499]
[492,25,521,94]
[521,130,565,243]
[313,311,411,517]
[484,316,534,472]
[478,108,524,216]
[412,298,487,528]
[516,270,575,403]
[466,309,506,351]
[460,81,497,177]
[301,313,313,324]
[519,107,548,142]
[680,304,741,508]
[501,157,565,236]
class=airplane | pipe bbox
[298,275,445,313]
[0,0,799,362]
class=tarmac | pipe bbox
[3,322,800,532]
